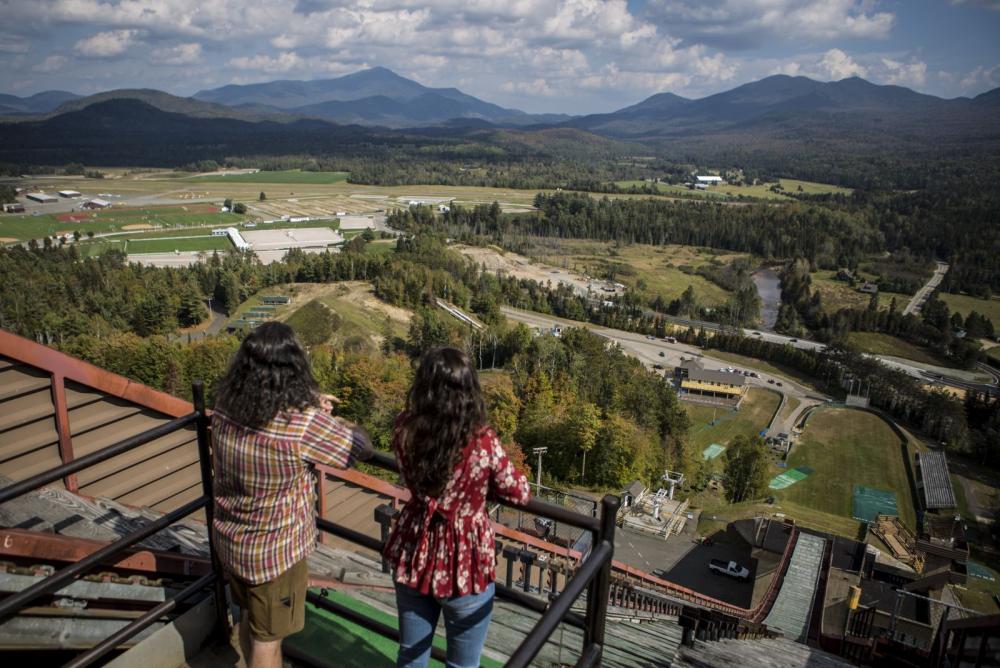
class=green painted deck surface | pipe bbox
[286,588,503,668]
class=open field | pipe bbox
[525,239,745,306]
[614,178,851,202]
[811,269,913,315]
[685,388,781,452]
[0,204,245,241]
[778,408,919,530]
[188,170,350,184]
[846,332,953,368]
[939,293,1000,328]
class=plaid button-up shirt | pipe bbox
[211,407,361,584]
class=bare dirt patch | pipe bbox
[122,223,156,231]
[0,237,18,243]
[337,281,412,325]
[454,244,621,298]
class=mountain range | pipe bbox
[1,67,997,177]
[192,67,569,127]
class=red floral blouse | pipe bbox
[383,416,531,598]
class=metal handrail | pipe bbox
[0,380,224,668]
[0,412,199,506]
[318,450,620,668]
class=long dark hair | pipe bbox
[400,347,486,497]
[214,322,319,428]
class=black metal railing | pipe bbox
[0,379,623,667]
[315,450,621,668]
[0,380,227,668]
[932,612,1000,667]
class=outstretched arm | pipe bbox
[301,411,373,468]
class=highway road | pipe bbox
[903,260,950,316]
[501,307,998,399]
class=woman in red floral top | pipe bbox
[384,347,530,668]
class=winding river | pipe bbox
[752,267,782,331]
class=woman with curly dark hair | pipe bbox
[384,347,530,668]
[211,321,372,668]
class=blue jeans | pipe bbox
[394,581,494,668]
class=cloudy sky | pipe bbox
[1,0,999,113]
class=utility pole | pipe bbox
[533,447,548,490]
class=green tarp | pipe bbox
[852,484,898,523]
[702,444,726,460]
[768,466,814,490]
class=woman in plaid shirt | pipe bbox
[212,322,372,668]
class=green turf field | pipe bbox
[189,170,350,184]
[612,178,850,202]
[777,408,918,529]
[685,388,780,452]
[124,236,232,254]
[0,205,244,241]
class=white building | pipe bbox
[224,227,251,250]
[438,204,451,213]
[211,228,229,237]
[26,193,57,203]
[82,198,110,209]
[695,175,723,185]
[58,190,82,198]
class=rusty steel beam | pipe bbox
[0,528,211,578]
[0,329,192,418]
[50,372,78,492]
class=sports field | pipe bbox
[777,408,919,529]
[685,388,781,452]
[188,170,351,184]
[0,204,245,241]
[123,236,232,254]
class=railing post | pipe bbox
[192,380,231,640]
[584,494,619,653]
[374,504,398,573]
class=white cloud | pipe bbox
[880,57,927,87]
[228,52,304,73]
[644,0,894,47]
[74,30,140,58]
[33,55,68,73]
[152,43,202,65]
[0,34,30,54]
[820,48,868,79]
[950,0,1000,9]
[959,64,1000,93]
[501,78,557,96]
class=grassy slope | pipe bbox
[778,408,919,530]
[686,387,781,452]
[847,331,952,368]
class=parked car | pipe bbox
[767,379,775,384]
[709,559,750,581]
[776,381,783,387]
[659,351,666,357]
[789,338,798,343]
[653,364,664,370]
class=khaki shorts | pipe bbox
[229,559,308,642]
